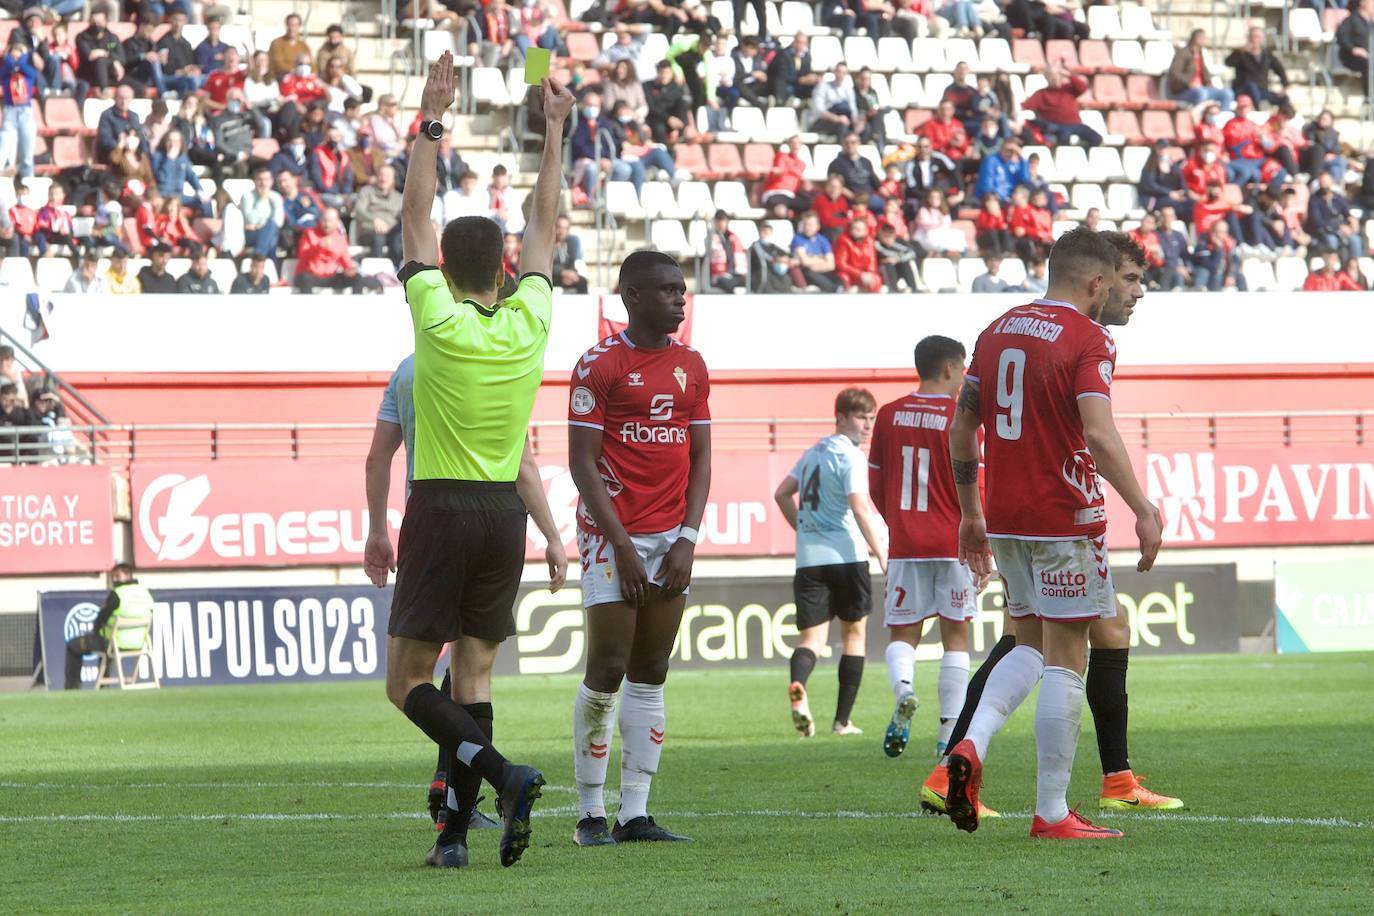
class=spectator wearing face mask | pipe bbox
[309,125,354,209]
[1182,142,1227,203]
[269,133,311,184]
[1138,141,1192,222]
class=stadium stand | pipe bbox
[0,0,1371,297]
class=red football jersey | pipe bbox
[568,333,711,535]
[967,299,1116,540]
[868,393,961,560]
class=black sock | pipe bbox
[435,669,453,779]
[440,701,494,844]
[835,655,864,725]
[789,647,817,687]
[945,633,1017,751]
[1086,648,1130,775]
[403,683,509,789]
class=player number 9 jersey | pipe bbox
[967,300,1116,540]
[568,333,711,536]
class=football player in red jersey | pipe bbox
[869,336,984,761]
[567,250,712,847]
[941,227,1162,840]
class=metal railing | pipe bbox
[0,411,1366,469]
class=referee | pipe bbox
[382,52,574,871]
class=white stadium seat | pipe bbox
[1087,147,1126,182]
[979,38,1027,74]
[957,257,984,293]
[650,219,692,256]
[1071,184,1108,216]
[910,38,943,73]
[35,258,72,292]
[714,181,765,220]
[1111,40,1146,73]
[209,258,238,292]
[809,36,844,71]
[1242,259,1277,292]
[943,38,981,72]
[674,181,716,220]
[1142,40,1175,75]
[1054,146,1090,183]
[843,37,879,72]
[1106,184,1141,219]
[920,257,957,293]
[1087,5,1125,40]
[889,73,923,108]
[1274,256,1308,292]
[1022,145,1056,181]
[875,37,913,73]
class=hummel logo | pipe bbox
[589,742,608,759]
[649,728,665,745]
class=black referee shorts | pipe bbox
[794,562,873,630]
[388,480,528,644]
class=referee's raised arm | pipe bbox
[400,53,457,267]
[518,76,576,279]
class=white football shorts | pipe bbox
[577,527,688,609]
[990,534,1116,622]
[883,559,978,626]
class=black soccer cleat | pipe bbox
[611,815,691,843]
[424,838,469,869]
[573,815,617,847]
[428,770,447,825]
[469,797,501,831]
[497,765,546,867]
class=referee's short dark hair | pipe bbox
[618,249,681,294]
[441,216,505,292]
[914,335,966,381]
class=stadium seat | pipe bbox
[875,37,913,73]
[1023,144,1056,180]
[1120,5,1171,40]
[1288,9,1325,45]
[1242,259,1277,292]
[1080,110,1119,145]
[709,0,735,29]
[1111,40,1146,73]
[979,38,1027,74]
[167,258,190,280]
[566,32,600,62]
[780,1,820,33]
[44,97,87,137]
[423,30,456,61]
[725,107,767,143]
[219,204,245,255]
[1141,110,1177,142]
[1105,184,1140,219]
[889,73,923,108]
[883,111,915,144]
[222,24,253,55]
[1000,257,1027,288]
[208,258,238,292]
[687,218,710,263]
[1142,40,1175,76]
[51,137,85,171]
[708,144,746,180]
[1012,38,1046,70]
[471,68,512,107]
[610,181,648,219]
[1091,74,1128,109]
[869,73,894,110]
[1054,146,1089,183]
[808,144,840,181]
[957,256,986,293]
[764,107,803,143]
[728,219,760,249]
[1021,72,1047,99]
[1078,41,1115,73]
[910,38,943,73]
[675,181,716,219]
[650,219,692,256]
[843,37,879,72]
[1324,8,1351,34]
[1274,256,1308,291]
[1071,184,1107,216]
[35,258,73,292]
[1106,111,1145,144]
[943,38,981,72]
[742,143,775,178]
[920,257,957,293]
[904,109,931,134]
[713,181,764,219]
[1088,147,1126,182]
[674,144,710,180]
[1087,5,1125,39]
[1127,74,1172,110]
[766,218,794,248]
[1174,110,1197,146]
[810,36,844,71]
[1122,145,1151,182]
[0,257,36,289]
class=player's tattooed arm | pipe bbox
[956,378,981,420]
[952,458,980,486]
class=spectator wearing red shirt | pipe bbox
[707,211,746,293]
[204,46,247,111]
[309,125,354,209]
[1022,66,1100,148]
[1183,142,1228,198]
[1220,95,1287,186]
[36,184,77,255]
[1193,183,1248,240]
[155,196,198,255]
[833,218,882,293]
[762,136,813,216]
[877,196,909,238]
[1303,251,1363,291]
[1127,212,1166,287]
[293,207,382,294]
[813,174,852,240]
[1194,103,1225,151]
[280,53,328,106]
[1007,185,1052,260]
[974,192,1012,256]
[8,181,41,256]
[919,99,969,160]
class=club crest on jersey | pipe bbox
[628,371,644,387]
[1098,360,1114,386]
[1062,449,1104,506]
[673,366,687,392]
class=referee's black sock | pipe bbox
[434,669,453,780]
[835,655,864,725]
[439,702,494,845]
[404,684,510,790]
[789,647,817,687]
[944,633,1017,753]
[1086,648,1131,775]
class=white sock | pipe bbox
[572,683,618,820]
[885,641,916,701]
[964,645,1045,760]
[937,650,971,747]
[1034,666,1085,823]
[617,680,665,825]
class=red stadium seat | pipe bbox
[1090,74,1128,109]
[42,98,90,137]
[1012,39,1046,70]
[1077,40,1117,72]
[674,143,711,179]
[905,109,931,133]
[742,143,774,179]
[110,22,136,41]
[1127,74,1174,110]
[51,136,86,170]
[1324,9,1350,32]
[565,32,601,63]
[1174,109,1196,146]
[0,21,17,48]
[1045,40,1079,70]
[251,138,280,160]
[953,219,976,252]
[193,218,223,243]
[1106,110,1144,144]
[1141,109,1177,142]
[708,143,745,179]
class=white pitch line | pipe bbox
[0,808,1368,831]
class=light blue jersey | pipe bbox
[377,354,416,493]
[790,433,869,569]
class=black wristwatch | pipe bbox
[420,119,443,141]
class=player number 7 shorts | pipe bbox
[989,534,1116,622]
[578,527,687,609]
[884,559,978,627]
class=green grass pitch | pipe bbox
[3,653,1372,913]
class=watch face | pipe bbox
[426,120,443,139]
